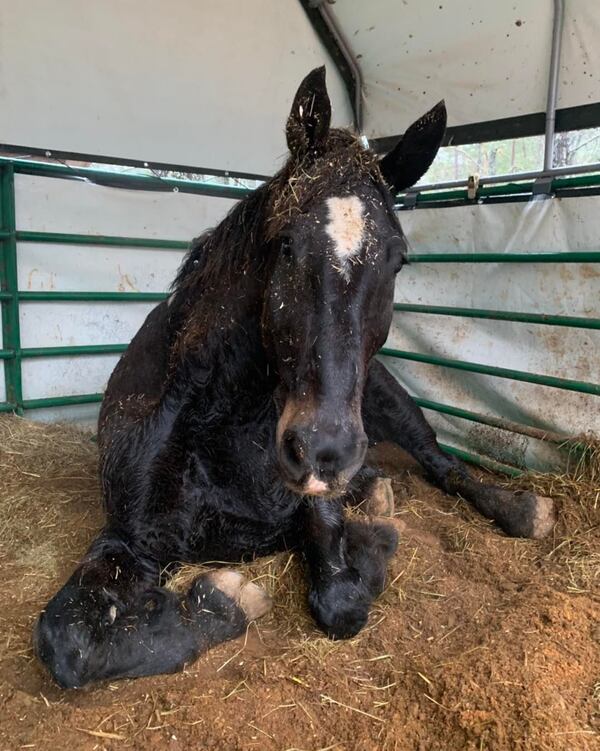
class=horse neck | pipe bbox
[171,251,273,400]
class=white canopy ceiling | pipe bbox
[0,0,353,175]
[328,0,600,139]
[0,1,598,173]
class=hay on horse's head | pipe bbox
[266,129,382,241]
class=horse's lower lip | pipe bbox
[281,472,347,498]
[304,474,329,495]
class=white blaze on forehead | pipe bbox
[325,196,365,269]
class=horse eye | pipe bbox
[280,235,294,258]
[386,238,408,273]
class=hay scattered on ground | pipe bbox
[0,415,598,751]
[0,414,98,557]
[505,434,600,593]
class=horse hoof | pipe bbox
[365,477,395,517]
[528,494,556,539]
[501,491,556,539]
[208,570,272,621]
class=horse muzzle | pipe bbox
[277,420,367,498]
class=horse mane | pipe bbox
[172,129,382,293]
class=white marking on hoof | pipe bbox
[531,495,556,539]
[209,570,245,601]
[239,582,272,620]
[305,474,329,495]
[325,196,365,273]
[209,570,272,621]
[365,477,395,517]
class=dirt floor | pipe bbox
[0,416,598,751]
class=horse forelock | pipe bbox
[266,130,381,240]
[172,129,382,294]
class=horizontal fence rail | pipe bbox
[12,227,600,267]
[406,251,600,263]
[17,231,189,250]
[412,396,567,444]
[379,348,600,396]
[19,291,168,302]
[21,393,104,410]
[20,344,129,358]
[438,442,524,477]
[397,171,600,207]
[393,303,600,330]
[4,157,256,200]
[1,156,599,475]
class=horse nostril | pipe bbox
[281,430,306,479]
[315,433,366,478]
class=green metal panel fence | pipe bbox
[1,156,600,472]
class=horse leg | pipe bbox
[34,529,271,688]
[302,498,398,639]
[363,360,555,539]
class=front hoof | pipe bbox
[364,477,395,517]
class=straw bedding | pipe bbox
[0,414,598,750]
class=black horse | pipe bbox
[34,68,554,689]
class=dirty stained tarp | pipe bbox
[330,0,600,138]
[385,194,600,471]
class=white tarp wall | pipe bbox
[0,0,353,174]
[12,176,238,423]
[385,196,600,471]
[0,0,353,423]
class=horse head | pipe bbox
[262,66,446,497]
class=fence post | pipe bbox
[0,165,23,414]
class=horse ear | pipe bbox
[379,101,447,193]
[286,66,332,157]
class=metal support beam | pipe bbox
[372,103,600,155]
[298,0,362,130]
[318,2,363,131]
[544,0,565,171]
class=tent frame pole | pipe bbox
[543,0,565,172]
